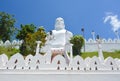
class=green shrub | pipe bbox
[70,35,84,56]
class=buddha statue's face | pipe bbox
[55,17,65,30]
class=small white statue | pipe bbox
[96,39,104,63]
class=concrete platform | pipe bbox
[0,70,120,81]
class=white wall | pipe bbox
[0,40,22,49]
[0,53,120,71]
[82,38,120,52]
[0,71,120,81]
[0,53,120,81]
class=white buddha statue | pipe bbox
[41,17,73,64]
[47,17,73,47]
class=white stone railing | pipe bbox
[82,38,120,52]
[0,38,120,46]
[0,53,120,71]
[0,40,22,49]
[85,38,120,43]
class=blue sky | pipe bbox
[0,0,120,39]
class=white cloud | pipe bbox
[104,13,120,32]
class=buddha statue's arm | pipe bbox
[66,31,73,44]
[46,31,55,42]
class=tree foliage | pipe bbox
[0,12,16,41]
[20,27,47,56]
[70,35,85,56]
[16,24,36,40]
[16,24,36,55]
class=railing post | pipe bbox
[35,41,41,55]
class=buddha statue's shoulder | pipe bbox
[66,30,73,37]
[52,29,66,33]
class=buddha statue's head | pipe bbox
[55,17,65,30]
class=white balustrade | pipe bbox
[0,53,120,71]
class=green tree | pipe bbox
[16,24,36,55]
[0,12,16,42]
[70,35,85,56]
[16,24,36,40]
[34,27,47,47]
[23,27,47,56]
